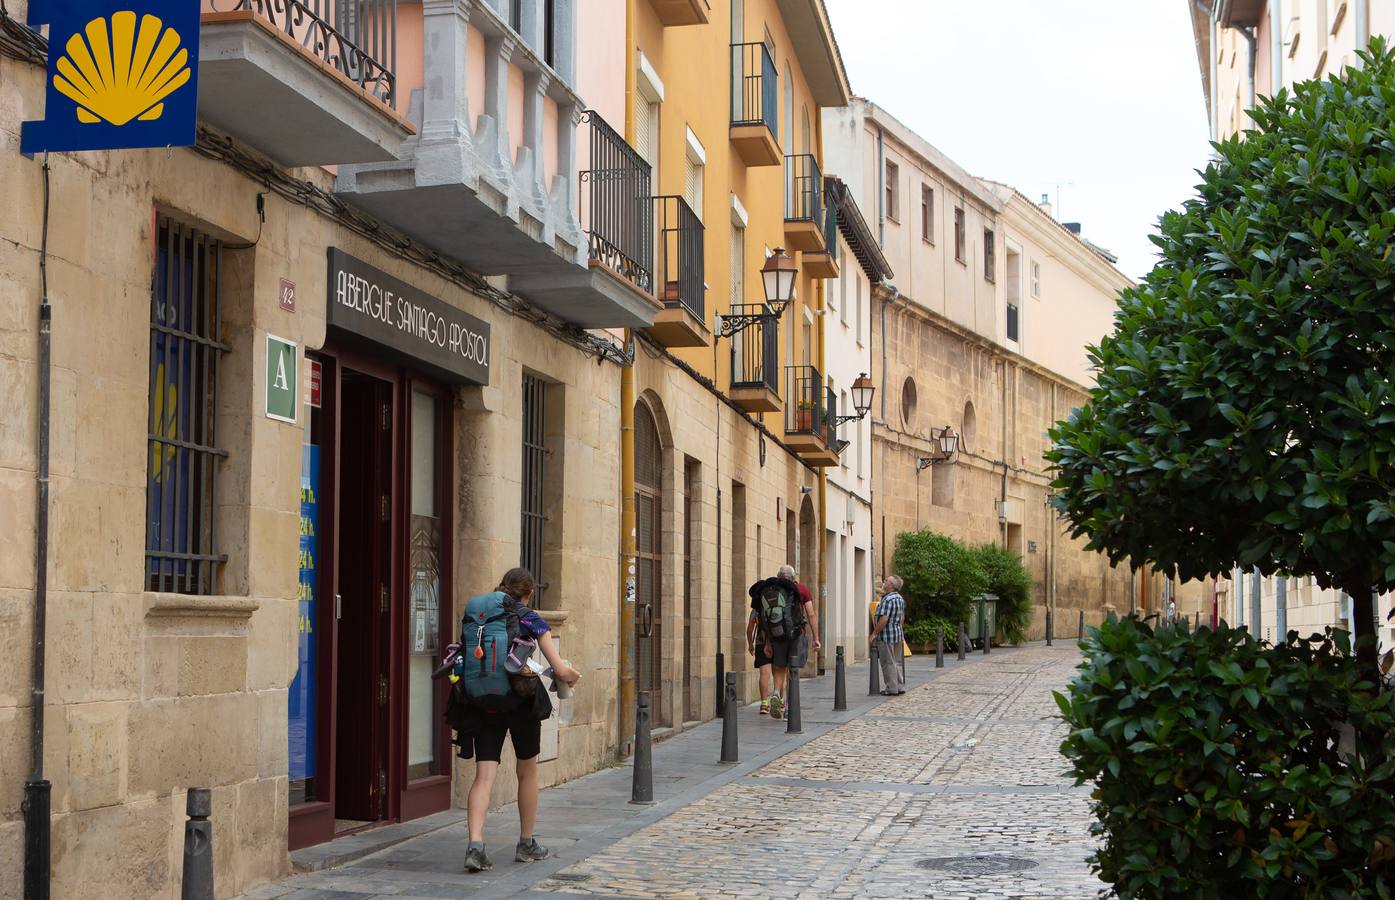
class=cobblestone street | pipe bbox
[242,645,1099,899]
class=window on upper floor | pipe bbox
[510,0,521,31]
[731,0,743,40]
[839,268,848,325]
[921,185,934,244]
[954,207,965,263]
[984,228,996,282]
[1031,260,1041,298]
[684,129,705,221]
[885,161,899,222]
[855,272,864,345]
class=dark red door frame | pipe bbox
[288,343,455,851]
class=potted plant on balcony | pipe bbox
[795,400,815,432]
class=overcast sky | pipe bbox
[823,0,1214,281]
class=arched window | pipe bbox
[634,401,667,726]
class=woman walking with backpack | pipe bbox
[446,567,579,873]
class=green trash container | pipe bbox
[967,594,998,647]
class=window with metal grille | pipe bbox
[521,374,547,605]
[146,218,228,594]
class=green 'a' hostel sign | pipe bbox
[266,334,299,424]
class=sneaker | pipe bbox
[463,844,493,873]
[768,694,784,720]
[759,700,769,715]
[516,837,550,862]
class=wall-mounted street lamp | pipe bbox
[916,425,959,470]
[833,373,875,427]
[713,247,797,338]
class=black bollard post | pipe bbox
[1077,609,1085,641]
[716,651,726,718]
[982,614,991,656]
[786,666,804,735]
[630,693,654,805]
[935,626,944,668]
[869,639,881,696]
[1046,609,1053,646]
[720,673,739,764]
[181,788,213,900]
[957,623,967,661]
[833,646,847,711]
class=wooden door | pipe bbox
[635,403,666,727]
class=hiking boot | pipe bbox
[768,694,784,720]
[463,844,493,873]
[516,837,551,862]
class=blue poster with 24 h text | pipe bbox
[21,0,199,154]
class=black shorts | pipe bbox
[754,643,773,668]
[769,635,808,669]
[471,705,542,763]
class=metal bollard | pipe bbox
[181,788,213,900]
[786,666,804,735]
[720,673,739,764]
[630,693,654,805]
[935,626,944,668]
[982,619,991,655]
[869,639,881,696]
[1046,609,1053,646]
[833,646,847,711]
[957,623,967,661]
[1078,609,1085,641]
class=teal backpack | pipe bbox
[459,591,522,712]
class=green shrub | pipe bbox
[1057,615,1395,897]
[975,543,1033,644]
[904,615,960,652]
[893,530,986,625]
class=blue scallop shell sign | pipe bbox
[21,0,198,154]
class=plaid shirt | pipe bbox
[874,591,905,645]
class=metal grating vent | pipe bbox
[915,855,1039,875]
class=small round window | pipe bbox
[962,400,977,450]
[901,377,918,430]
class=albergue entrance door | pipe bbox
[333,368,395,824]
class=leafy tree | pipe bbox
[975,543,1033,644]
[892,530,986,626]
[1048,40,1395,678]
[1058,616,1395,897]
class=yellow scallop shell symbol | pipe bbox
[53,11,190,126]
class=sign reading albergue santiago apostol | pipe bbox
[327,249,490,385]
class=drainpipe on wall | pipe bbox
[875,123,885,249]
[1270,0,1283,93]
[617,0,638,752]
[816,274,828,672]
[875,281,899,579]
[24,154,53,900]
[1356,0,1370,57]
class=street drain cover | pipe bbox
[916,855,1039,875]
[551,873,593,882]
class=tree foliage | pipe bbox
[893,530,987,626]
[975,543,1033,644]
[1058,616,1395,898]
[1048,40,1395,672]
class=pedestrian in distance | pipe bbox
[1165,595,1178,626]
[443,567,580,873]
[748,564,820,719]
[870,574,906,695]
[747,608,775,714]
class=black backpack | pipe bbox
[756,579,805,640]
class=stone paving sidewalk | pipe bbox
[239,645,1098,899]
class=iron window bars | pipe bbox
[521,374,547,606]
[580,110,654,296]
[209,0,398,106]
[785,365,832,444]
[146,218,229,595]
[730,41,777,135]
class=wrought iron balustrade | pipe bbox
[785,365,829,442]
[580,110,654,295]
[653,195,703,319]
[730,304,779,392]
[784,154,823,224]
[209,0,398,105]
[819,192,839,261]
[730,41,777,133]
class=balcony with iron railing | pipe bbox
[729,306,781,413]
[783,154,825,252]
[804,191,840,279]
[784,366,839,465]
[648,195,709,347]
[579,110,654,292]
[200,0,411,165]
[730,41,781,167]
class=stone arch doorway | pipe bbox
[634,394,670,727]
[798,493,817,588]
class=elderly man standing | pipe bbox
[870,575,906,695]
